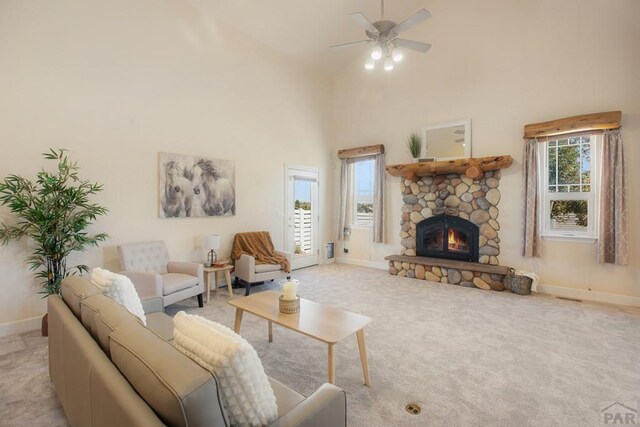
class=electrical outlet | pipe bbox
[343,248,349,253]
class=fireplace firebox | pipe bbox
[416,215,479,262]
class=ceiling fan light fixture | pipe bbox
[371,45,383,60]
[364,58,375,70]
[384,57,394,71]
[392,46,404,62]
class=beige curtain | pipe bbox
[373,153,386,243]
[521,138,540,257]
[598,129,628,265]
[337,159,354,240]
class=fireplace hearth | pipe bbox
[416,215,479,262]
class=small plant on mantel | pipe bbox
[0,149,109,333]
[407,132,422,162]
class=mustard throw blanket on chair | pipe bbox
[231,231,291,273]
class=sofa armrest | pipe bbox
[235,254,256,283]
[141,297,164,314]
[121,271,162,299]
[271,383,346,427]
[167,262,204,293]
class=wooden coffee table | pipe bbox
[229,290,372,386]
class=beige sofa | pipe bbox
[49,275,347,427]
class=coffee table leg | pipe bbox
[234,309,244,334]
[356,329,370,386]
[328,343,335,385]
[225,270,233,297]
[268,321,273,342]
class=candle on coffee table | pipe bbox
[282,281,297,300]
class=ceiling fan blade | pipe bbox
[394,38,432,53]
[392,9,432,34]
[330,40,371,49]
[350,12,379,35]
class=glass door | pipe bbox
[285,166,319,270]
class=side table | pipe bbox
[203,265,234,302]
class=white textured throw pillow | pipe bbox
[90,267,147,326]
[173,311,278,427]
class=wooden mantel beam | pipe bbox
[337,144,384,160]
[386,155,513,180]
[523,111,621,139]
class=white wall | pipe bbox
[331,0,640,301]
[0,0,333,332]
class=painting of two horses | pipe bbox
[159,152,235,218]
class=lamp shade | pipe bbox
[204,234,220,250]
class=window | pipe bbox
[539,135,600,239]
[353,158,374,227]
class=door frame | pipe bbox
[284,164,320,269]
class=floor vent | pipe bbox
[405,403,421,415]
[556,296,582,302]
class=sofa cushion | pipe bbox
[109,321,228,427]
[80,294,142,356]
[172,311,278,427]
[61,275,100,319]
[146,312,174,341]
[90,267,147,325]
[162,273,198,295]
[255,263,282,274]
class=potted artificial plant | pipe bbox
[0,149,109,336]
[407,132,422,162]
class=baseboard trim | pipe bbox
[0,315,42,338]
[536,283,640,307]
[335,257,388,271]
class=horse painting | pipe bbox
[160,160,194,218]
[190,158,236,216]
[159,153,236,218]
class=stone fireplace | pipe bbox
[386,169,510,291]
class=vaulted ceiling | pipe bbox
[204,0,427,75]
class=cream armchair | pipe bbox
[118,241,204,308]
[235,250,293,296]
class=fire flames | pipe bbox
[448,228,467,252]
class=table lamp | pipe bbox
[204,234,220,267]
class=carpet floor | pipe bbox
[1,263,639,426]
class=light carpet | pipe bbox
[1,263,640,426]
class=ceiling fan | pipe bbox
[331,0,432,71]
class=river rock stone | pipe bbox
[487,239,499,248]
[406,249,416,256]
[432,207,445,215]
[460,193,473,203]
[408,229,416,237]
[445,208,459,216]
[415,264,426,279]
[490,281,505,291]
[489,206,499,219]
[407,270,416,278]
[425,272,440,282]
[455,183,469,196]
[460,281,475,288]
[401,238,416,249]
[462,270,474,281]
[398,270,407,277]
[459,202,473,213]
[459,212,470,220]
[489,219,500,230]
[394,261,402,270]
[389,267,398,275]
[421,208,432,218]
[486,189,501,206]
[440,276,448,284]
[410,182,420,195]
[486,177,499,188]
[490,256,499,265]
[473,277,491,290]
[470,209,490,225]
[425,193,437,201]
[401,204,413,213]
[403,195,418,204]
[479,246,499,256]
[480,223,498,239]
[451,178,461,186]
[461,175,473,186]
[400,231,409,238]
[479,255,490,264]
[427,201,437,209]
[448,269,462,284]
[469,184,481,193]
[477,197,491,210]
[479,235,488,247]
[418,199,427,207]
[432,266,442,277]
[472,190,485,198]
[410,211,423,223]
[444,195,461,208]
[439,189,450,199]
